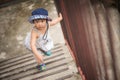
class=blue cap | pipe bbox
[28,8,51,23]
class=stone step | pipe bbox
[0,52,65,79]
[2,58,72,80]
[0,51,65,75]
[0,44,62,66]
[40,70,73,80]
[0,48,63,71]
[0,43,81,80]
[20,65,69,80]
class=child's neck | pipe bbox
[34,26,47,34]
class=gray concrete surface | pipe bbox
[0,0,65,61]
[0,44,82,80]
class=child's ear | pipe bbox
[46,20,48,23]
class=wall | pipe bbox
[55,0,120,80]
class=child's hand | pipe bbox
[49,13,63,26]
[58,13,63,21]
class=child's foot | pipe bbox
[36,64,46,71]
[44,51,51,56]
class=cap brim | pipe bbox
[28,15,52,24]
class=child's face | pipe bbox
[34,19,47,30]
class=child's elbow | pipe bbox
[50,22,56,26]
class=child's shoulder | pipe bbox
[31,27,41,37]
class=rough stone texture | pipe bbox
[0,0,65,61]
[0,44,82,80]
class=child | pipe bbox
[25,8,63,71]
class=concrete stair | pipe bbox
[0,43,81,80]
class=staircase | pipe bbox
[0,44,81,80]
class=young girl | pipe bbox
[25,8,63,71]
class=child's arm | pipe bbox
[49,13,63,26]
[30,30,43,63]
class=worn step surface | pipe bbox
[0,43,82,80]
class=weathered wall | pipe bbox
[0,0,64,61]
[55,0,120,80]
